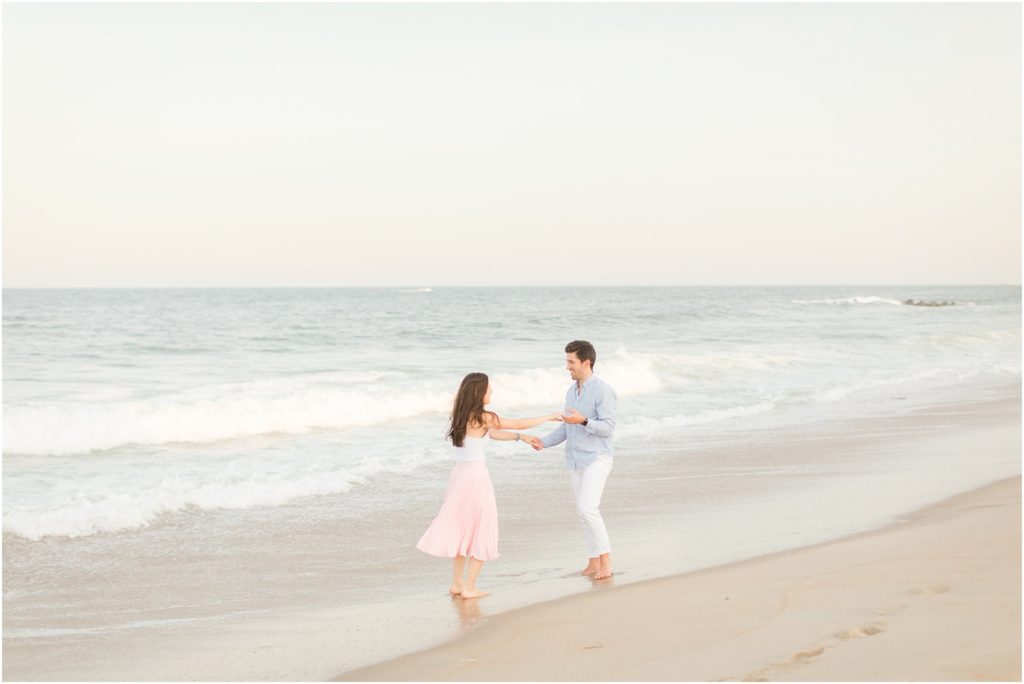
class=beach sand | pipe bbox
[339,475,1022,681]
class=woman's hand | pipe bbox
[521,434,544,450]
[548,412,564,422]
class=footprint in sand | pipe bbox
[742,617,889,680]
[835,623,885,639]
[787,645,826,663]
[909,584,950,595]
[739,644,827,681]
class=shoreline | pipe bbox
[339,473,1022,681]
[3,387,1019,681]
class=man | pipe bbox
[523,340,617,580]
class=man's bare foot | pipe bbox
[460,588,490,599]
[449,585,464,596]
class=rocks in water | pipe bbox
[902,299,956,307]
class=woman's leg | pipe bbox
[461,556,490,598]
[450,555,467,595]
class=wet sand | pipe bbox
[340,475,1021,681]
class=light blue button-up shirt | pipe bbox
[540,374,617,470]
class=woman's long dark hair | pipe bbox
[447,372,499,447]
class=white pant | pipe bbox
[570,454,613,557]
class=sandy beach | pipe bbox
[340,474,1021,681]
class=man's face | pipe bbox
[566,352,589,380]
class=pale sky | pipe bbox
[3,2,1020,287]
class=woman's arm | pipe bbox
[487,428,525,442]
[494,412,563,430]
[481,413,558,441]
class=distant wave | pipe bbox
[792,296,906,306]
[791,296,971,307]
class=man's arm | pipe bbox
[583,385,616,438]
[540,421,567,448]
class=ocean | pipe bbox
[3,285,1020,678]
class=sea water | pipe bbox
[2,286,1020,677]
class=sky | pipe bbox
[2,2,1020,287]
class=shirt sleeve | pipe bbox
[583,384,616,438]
[541,421,567,448]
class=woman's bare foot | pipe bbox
[593,563,613,580]
[581,564,600,576]
[449,585,464,596]
[460,588,490,599]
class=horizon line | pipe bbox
[3,283,1021,290]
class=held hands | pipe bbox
[548,412,564,422]
[520,434,544,451]
[562,409,587,425]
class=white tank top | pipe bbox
[453,433,488,462]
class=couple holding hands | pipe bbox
[416,340,617,599]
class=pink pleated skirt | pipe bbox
[416,460,500,561]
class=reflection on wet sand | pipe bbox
[451,595,485,630]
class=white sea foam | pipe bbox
[791,296,906,306]
[2,383,455,456]
[3,351,669,457]
[490,349,663,411]
[616,400,779,439]
[815,370,946,403]
[644,351,799,372]
[791,296,979,307]
[4,616,230,639]
[3,445,453,540]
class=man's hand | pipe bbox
[562,409,587,425]
[521,435,544,451]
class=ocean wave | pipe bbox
[490,350,663,410]
[3,446,452,540]
[2,384,455,457]
[791,296,974,307]
[815,370,946,402]
[3,352,665,456]
[644,351,799,372]
[791,296,907,306]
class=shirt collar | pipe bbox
[576,373,597,391]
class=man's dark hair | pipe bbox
[565,340,597,370]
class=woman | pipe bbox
[416,372,561,599]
